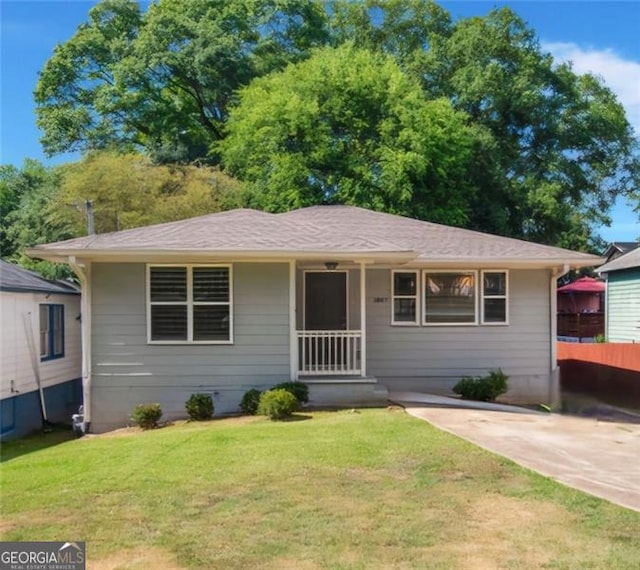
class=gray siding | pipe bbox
[366,268,552,403]
[91,262,290,431]
[607,268,640,342]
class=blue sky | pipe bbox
[1,0,639,242]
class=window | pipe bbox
[482,271,508,324]
[392,271,419,325]
[423,271,477,325]
[40,304,64,360]
[148,265,232,343]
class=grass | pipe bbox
[1,408,639,569]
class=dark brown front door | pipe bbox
[305,272,347,330]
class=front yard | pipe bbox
[1,408,638,569]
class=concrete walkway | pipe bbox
[389,392,640,512]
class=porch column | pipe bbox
[289,260,297,381]
[359,261,367,377]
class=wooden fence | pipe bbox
[557,312,604,339]
[558,342,640,409]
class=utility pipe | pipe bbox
[68,257,92,432]
[550,264,570,407]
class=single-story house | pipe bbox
[597,246,640,342]
[0,260,82,439]
[28,206,602,433]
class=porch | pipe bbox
[292,261,370,379]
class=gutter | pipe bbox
[68,257,92,434]
[550,264,570,408]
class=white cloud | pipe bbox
[543,41,640,136]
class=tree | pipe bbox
[329,2,640,248]
[35,0,329,163]
[221,44,483,226]
[54,152,242,235]
[1,160,75,280]
[35,0,639,247]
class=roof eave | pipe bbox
[26,247,418,264]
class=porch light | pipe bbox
[325,262,338,270]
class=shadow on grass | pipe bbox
[1,426,76,463]
[279,414,313,422]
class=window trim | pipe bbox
[481,269,509,326]
[391,270,420,326]
[40,303,65,361]
[146,264,233,345]
[422,270,479,326]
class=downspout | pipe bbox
[68,257,92,433]
[289,260,298,381]
[550,264,570,408]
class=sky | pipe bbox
[1,0,639,242]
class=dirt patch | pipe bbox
[90,546,186,570]
[428,493,604,568]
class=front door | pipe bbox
[305,272,347,330]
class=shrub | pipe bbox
[272,381,309,404]
[453,369,509,402]
[240,389,262,415]
[185,393,214,421]
[258,389,297,421]
[130,403,163,429]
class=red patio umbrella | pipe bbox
[557,276,605,293]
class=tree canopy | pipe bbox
[1,154,242,277]
[35,0,329,163]
[32,0,640,248]
[221,44,483,226]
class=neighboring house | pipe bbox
[28,206,602,433]
[602,241,639,264]
[597,247,640,342]
[0,260,82,440]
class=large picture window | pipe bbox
[40,304,64,360]
[148,265,232,343]
[481,271,508,324]
[391,271,419,325]
[423,271,477,325]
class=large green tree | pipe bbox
[34,0,639,247]
[35,0,329,163]
[328,1,639,248]
[221,44,484,226]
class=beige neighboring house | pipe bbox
[28,206,601,433]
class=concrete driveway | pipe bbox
[389,392,640,512]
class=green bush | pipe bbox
[453,369,509,402]
[185,393,214,421]
[272,381,309,404]
[258,389,298,421]
[240,389,262,415]
[130,403,163,429]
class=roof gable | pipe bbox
[598,246,640,273]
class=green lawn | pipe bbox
[1,408,639,569]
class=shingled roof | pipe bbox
[597,246,640,273]
[0,260,79,295]
[28,205,602,268]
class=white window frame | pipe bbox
[391,270,420,326]
[422,270,479,326]
[481,270,509,325]
[146,264,233,344]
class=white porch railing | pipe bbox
[297,330,361,376]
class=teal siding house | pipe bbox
[598,247,640,342]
